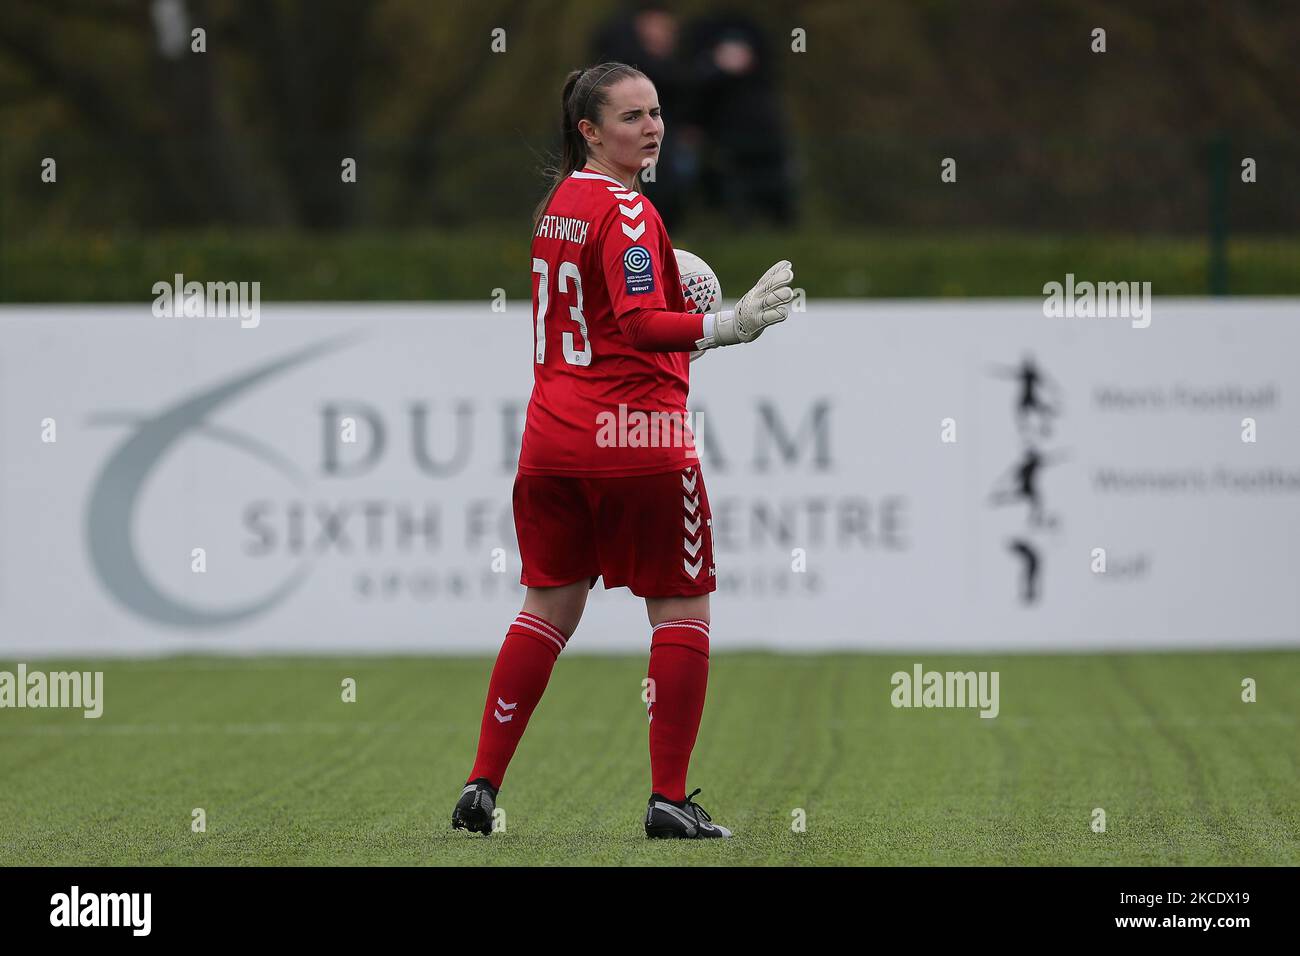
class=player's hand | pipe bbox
[734,260,794,342]
[695,260,794,349]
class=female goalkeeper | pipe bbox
[452,61,794,839]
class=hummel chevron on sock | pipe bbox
[468,611,567,789]
[646,618,710,803]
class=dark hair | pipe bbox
[532,62,649,233]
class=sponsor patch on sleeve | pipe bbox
[622,245,655,295]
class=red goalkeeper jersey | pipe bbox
[519,167,701,477]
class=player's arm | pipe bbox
[596,201,794,353]
[598,203,705,352]
[618,307,704,351]
[619,259,797,353]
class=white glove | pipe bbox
[694,260,794,350]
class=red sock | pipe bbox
[646,618,710,803]
[467,612,567,789]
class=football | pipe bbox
[675,248,721,315]
[675,248,721,362]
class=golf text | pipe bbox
[1042,273,1151,328]
[0,665,103,718]
[152,272,261,328]
[50,887,151,936]
[890,664,1000,718]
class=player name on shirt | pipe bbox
[534,214,590,244]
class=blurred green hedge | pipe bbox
[1,231,1295,302]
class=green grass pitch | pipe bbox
[1,651,1296,866]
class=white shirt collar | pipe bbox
[570,169,632,190]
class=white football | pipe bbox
[675,248,720,363]
[675,248,721,316]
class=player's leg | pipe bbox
[462,579,589,785]
[453,475,598,835]
[642,592,729,837]
[521,579,590,638]
[646,594,710,629]
[590,464,730,838]
[644,592,711,800]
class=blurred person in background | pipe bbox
[684,9,797,227]
[590,0,700,231]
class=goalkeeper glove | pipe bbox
[694,260,794,350]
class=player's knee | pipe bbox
[522,583,588,638]
[646,595,710,628]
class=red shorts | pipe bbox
[513,465,717,598]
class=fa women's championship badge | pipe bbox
[623,245,655,295]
